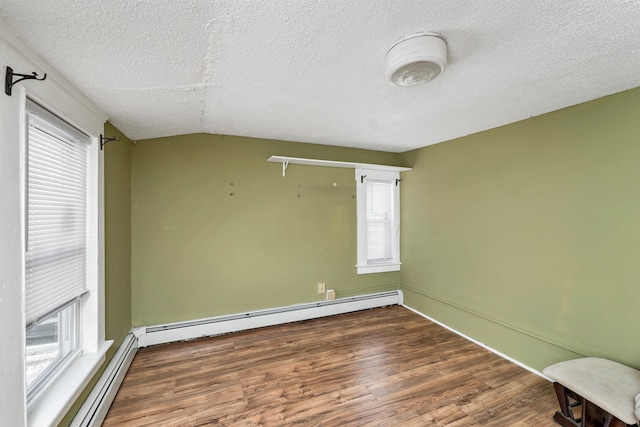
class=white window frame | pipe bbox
[24,99,92,405]
[355,168,401,274]
[20,92,110,427]
[20,94,113,426]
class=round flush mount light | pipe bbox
[386,32,448,87]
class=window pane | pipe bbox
[366,180,394,262]
[26,302,78,394]
[24,101,88,403]
[367,220,393,261]
[356,168,401,274]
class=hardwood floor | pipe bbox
[103,306,559,426]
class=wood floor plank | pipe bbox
[103,306,558,426]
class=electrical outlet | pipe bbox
[317,282,325,294]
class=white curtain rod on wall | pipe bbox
[267,156,411,177]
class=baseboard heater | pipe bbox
[140,290,403,347]
[70,333,138,427]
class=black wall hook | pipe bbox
[100,134,121,150]
[5,67,47,96]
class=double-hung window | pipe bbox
[24,100,91,405]
[355,168,401,274]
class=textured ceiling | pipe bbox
[1,1,639,152]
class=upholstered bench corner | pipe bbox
[543,357,640,427]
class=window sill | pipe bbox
[28,340,113,427]
[356,262,401,275]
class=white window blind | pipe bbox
[25,101,90,328]
[366,180,394,262]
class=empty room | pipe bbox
[1,1,639,426]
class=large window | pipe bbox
[355,169,401,274]
[25,100,90,404]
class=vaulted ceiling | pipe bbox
[1,1,639,152]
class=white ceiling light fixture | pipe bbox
[386,32,448,87]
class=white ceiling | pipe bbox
[1,1,639,153]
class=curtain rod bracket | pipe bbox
[100,134,121,150]
[5,66,47,96]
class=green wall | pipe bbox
[400,87,640,371]
[103,122,133,354]
[131,134,403,326]
[60,123,132,426]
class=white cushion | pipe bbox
[543,357,640,425]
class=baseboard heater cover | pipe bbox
[70,333,138,427]
[141,290,403,347]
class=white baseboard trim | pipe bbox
[132,326,147,348]
[70,333,138,427]
[139,290,403,347]
[401,303,552,382]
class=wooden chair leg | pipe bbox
[552,382,583,426]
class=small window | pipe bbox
[356,169,401,274]
[25,100,90,404]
